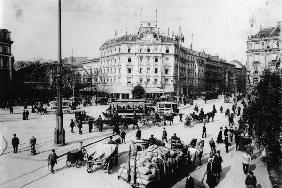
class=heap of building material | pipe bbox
[117,145,185,187]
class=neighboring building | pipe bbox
[230,60,247,93]
[246,21,282,89]
[0,29,14,101]
[203,55,236,93]
[81,58,100,89]
[98,20,236,99]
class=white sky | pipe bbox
[1,0,282,63]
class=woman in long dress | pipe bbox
[216,127,223,143]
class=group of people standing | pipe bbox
[205,151,223,188]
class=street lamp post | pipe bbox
[54,0,65,145]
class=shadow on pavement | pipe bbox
[220,165,231,180]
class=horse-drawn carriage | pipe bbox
[224,93,232,103]
[66,149,87,168]
[86,143,119,174]
[74,110,94,124]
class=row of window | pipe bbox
[101,45,171,56]
[248,40,280,50]
[0,46,11,54]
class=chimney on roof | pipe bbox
[278,21,282,36]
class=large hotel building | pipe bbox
[246,21,282,89]
[96,20,236,99]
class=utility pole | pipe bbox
[54,0,65,145]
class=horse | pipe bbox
[102,112,113,119]
[36,106,47,115]
[187,139,205,168]
[206,111,215,123]
[190,113,203,123]
[163,113,176,126]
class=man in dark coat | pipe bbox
[26,110,29,120]
[234,127,240,151]
[185,174,195,188]
[77,120,83,135]
[30,136,36,155]
[97,115,103,132]
[206,157,217,188]
[162,128,168,142]
[202,124,207,138]
[216,127,223,143]
[22,110,26,120]
[88,120,93,133]
[148,135,156,145]
[199,108,204,119]
[136,128,141,140]
[245,170,257,188]
[48,149,57,173]
[70,119,75,133]
[220,106,223,113]
[213,151,223,179]
[224,127,228,137]
[12,134,19,153]
[237,106,241,116]
[120,130,126,143]
[209,138,216,154]
[224,135,229,153]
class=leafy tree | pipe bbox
[244,69,281,161]
[132,85,145,99]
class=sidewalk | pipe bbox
[173,134,272,188]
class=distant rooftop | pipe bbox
[249,22,281,39]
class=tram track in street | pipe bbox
[1,126,99,156]
[0,134,118,187]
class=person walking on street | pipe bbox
[213,151,223,179]
[70,119,75,133]
[216,127,223,143]
[235,128,240,151]
[209,138,216,154]
[22,110,26,120]
[123,118,128,130]
[205,157,217,188]
[12,134,19,153]
[88,120,93,133]
[229,128,234,142]
[245,170,257,188]
[77,120,83,135]
[120,130,126,143]
[133,111,139,130]
[242,152,252,174]
[48,149,57,173]
[108,136,115,144]
[30,136,36,155]
[97,115,103,132]
[237,106,241,116]
[202,124,207,138]
[224,135,229,153]
[26,110,29,120]
[179,113,183,122]
[162,128,168,142]
[220,106,223,113]
[136,128,141,140]
[185,174,195,188]
[9,106,13,114]
[224,127,228,137]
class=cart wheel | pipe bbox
[66,160,72,167]
[87,167,93,173]
[76,160,82,168]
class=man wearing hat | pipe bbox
[48,149,57,173]
[12,134,19,153]
[245,170,257,188]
